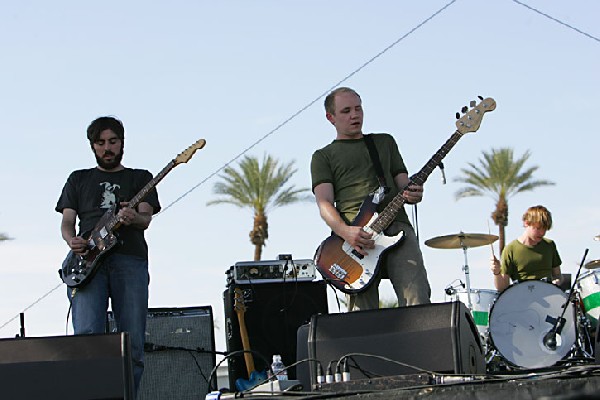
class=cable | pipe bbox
[0,282,62,333]
[511,0,600,44]
[154,0,459,217]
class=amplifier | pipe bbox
[229,259,317,284]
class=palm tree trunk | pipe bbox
[249,212,268,261]
[492,197,509,255]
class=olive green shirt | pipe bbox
[310,133,411,226]
[501,238,562,282]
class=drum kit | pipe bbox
[426,231,600,371]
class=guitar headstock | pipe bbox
[455,97,496,135]
[174,138,206,165]
[233,287,247,314]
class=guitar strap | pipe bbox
[363,134,389,192]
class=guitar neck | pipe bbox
[370,130,464,232]
[235,309,256,375]
[107,161,177,230]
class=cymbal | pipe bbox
[425,232,499,249]
[585,259,600,269]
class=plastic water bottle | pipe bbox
[270,354,288,380]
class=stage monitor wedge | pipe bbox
[0,333,133,400]
[304,301,485,388]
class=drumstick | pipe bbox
[487,220,496,259]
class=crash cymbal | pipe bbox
[585,259,600,269]
[425,232,499,249]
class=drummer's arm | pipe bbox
[551,266,563,286]
[491,255,510,291]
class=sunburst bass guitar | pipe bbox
[60,139,206,288]
[314,97,496,294]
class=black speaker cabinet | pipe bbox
[108,306,216,400]
[224,280,328,388]
[0,333,134,400]
[301,301,485,388]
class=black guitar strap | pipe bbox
[363,134,389,192]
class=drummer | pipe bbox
[491,205,563,291]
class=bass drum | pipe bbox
[488,280,575,369]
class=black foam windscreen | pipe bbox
[223,280,328,389]
[0,333,134,400]
[108,306,216,399]
[303,301,485,388]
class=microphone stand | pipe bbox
[543,249,589,351]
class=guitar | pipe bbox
[233,288,267,391]
[314,97,496,294]
[60,139,206,288]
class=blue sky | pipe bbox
[1,0,599,354]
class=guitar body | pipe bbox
[61,205,119,288]
[235,370,268,392]
[314,194,405,294]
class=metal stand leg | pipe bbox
[461,241,473,311]
[572,296,594,360]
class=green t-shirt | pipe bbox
[501,238,562,282]
[310,133,410,225]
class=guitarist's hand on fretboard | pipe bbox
[402,184,424,204]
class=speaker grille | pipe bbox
[108,306,216,399]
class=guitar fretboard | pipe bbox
[369,130,464,233]
[107,160,177,230]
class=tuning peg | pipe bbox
[461,106,468,114]
[478,95,483,100]
[455,112,460,119]
[470,100,476,107]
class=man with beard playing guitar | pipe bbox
[56,116,161,397]
[311,87,431,311]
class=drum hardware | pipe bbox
[544,249,589,352]
[571,292,594,360]
[594,234,600,241]
[444,279,465,296]
[584,259,600,269]
[426,232,498,311]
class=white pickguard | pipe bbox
[341,213,404,291]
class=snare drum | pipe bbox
[576,270,600,328]
[452,289,498,338]
[489,280,575,369]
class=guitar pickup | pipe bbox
[351,249,365,259]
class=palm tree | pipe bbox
[207,154,311,261]
[454,148,555,253]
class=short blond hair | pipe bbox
[523,205,553,230]
[324,87,360,115]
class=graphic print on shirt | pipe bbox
[99,182,121,209]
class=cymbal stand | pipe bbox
[571,291,594,360]
[460,238,473,311]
